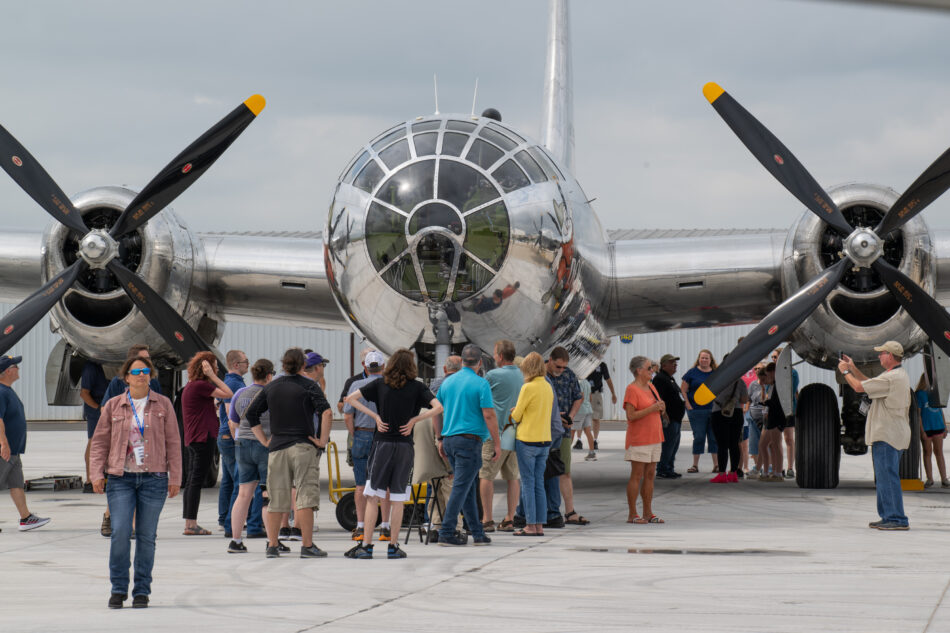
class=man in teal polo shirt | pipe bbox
[480,339,522,532]
[435,345,500,546]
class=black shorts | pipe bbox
[765,417,786,431]
[783,414,795,429]
[364,440,414,502]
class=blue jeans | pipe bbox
[515,440,550,525]
[871,442,908,526]
[688,409,717,455]
[218,437,239,528]
[747,413,762,456]
[234,439,266,534]
[351,430,374,487]
[106,472,168,597]
[658,420,682,475]
[439,435,485,539]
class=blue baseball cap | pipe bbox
[305,352,328,368]
[0,355,22,373]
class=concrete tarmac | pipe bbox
[2,427,949,632]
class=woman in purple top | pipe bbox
[180,351,232,535]
[680,349,719,474]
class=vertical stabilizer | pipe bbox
[540,0,574,175]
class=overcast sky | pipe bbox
[1,0,949,237]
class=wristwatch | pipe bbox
[841,370,850,375]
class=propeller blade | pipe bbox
[703,82,853,237]
[0,124,90,235]
[694,258,850,405]
[106,259,211,362]
[109,95,266,238]
[872,258,950,357]
[0,260,86,356]
[876,146,950,237]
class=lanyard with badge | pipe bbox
[127,389,149,466]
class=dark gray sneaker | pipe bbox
[438,531,468,546]
[131,595,149,609]
[868,520,885,528]
[875,522,909,531]
[387,543,407,559]
[344,543,373,559]
[227,540,247,553]
[108,593,126,609]
[265,545,280,558]
[300,544,328,558]
[473,534,492,546]
[277,541,290,553]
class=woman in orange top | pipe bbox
[623,355,666,524]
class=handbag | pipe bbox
[544,447,566,480]
[650,385,670,428]
[500,416,517,452]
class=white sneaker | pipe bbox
[19,514,50,531]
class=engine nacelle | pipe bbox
[784,183,932,368]
[43,186,222,366]
[324,114,610,375]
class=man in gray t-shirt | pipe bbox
[342,352,386,541]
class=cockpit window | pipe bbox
[488,121,526,144]
[464,200,508,270]
[453,253,495,300]
[478,127,518,152]
[447,120,477,133]
[354,159,385,193]
[528,146,563,181]
[492,159,530,193]
[409,202,462,235]
[437,160,500,212]
[413,132,438,157]
[412,120,441,133]
[378,139,410,170]
[366,203,408,271]
[416,233,454,301]
[440,132,469,157]
[343,150,370,184]
[372,126,407,151]
[515,150,546,183]
[376,160,435,212]
[466,139,504,171]
[381,256,422,301]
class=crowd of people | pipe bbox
[0,337,942,608]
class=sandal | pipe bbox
[513,529,543,536]
[564,511,590,525]
[497,519,515,532]
[626,515,640,524]
[647,515,665,524]
[687,466,699,473]
[482,520,496,533]
[632,517,648,524]
[183,526,212,536]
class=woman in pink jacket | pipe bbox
[90,355,182,610]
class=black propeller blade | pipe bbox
[106,259,212,363]
[875,146,950,237]
[0,124,90,235]
[0,261,87,356]
[703,82,854,237]
[109,95,266,238]
[871,258,950,357]
[693,258,850,406]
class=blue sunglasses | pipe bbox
[129,367,151,376]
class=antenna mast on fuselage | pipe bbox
[540,0,575,175]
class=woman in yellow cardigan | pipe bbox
[510,352,554,536]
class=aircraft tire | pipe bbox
[795,383,840,489]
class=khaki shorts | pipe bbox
[625,443,662,463]
[560,436,573,475]
[267,443,322,513]
[479,439,519,480]
[590,391,604,419]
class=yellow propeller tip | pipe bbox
[694,384,715,406]
[244,94,266,116]
[703,82,724,104]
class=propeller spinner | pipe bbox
[0,95,265,364]
[694,82,950,406]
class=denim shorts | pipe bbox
[236,438,269,485]
[351,429,374,487]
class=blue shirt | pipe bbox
[344,374,382,429]
[80,362,108,425]
[218,372,247,437]
[682,367,713,410]
[101,376,161,406]
[437,366,495,440]
[0,384,27,455]
[916,390,947,433]
[485,364,523,432]
[548,367,582,419]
